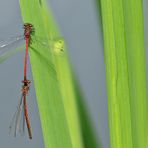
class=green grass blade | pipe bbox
[19,0,84,147]
[122,0,148,147]
[98,0,148,147]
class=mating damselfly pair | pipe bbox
[0,23,65,139]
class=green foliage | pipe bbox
[98,0,148,147]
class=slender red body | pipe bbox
[22,23,33,139]
[24,23,32,79]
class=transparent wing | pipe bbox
[0,35,64,64]
[19,100,25,136]
[30,45,58,82]
[29,36,65,81]
[0,36,25,63]
[0,45,25,63]
[31,35,64,50]
[9,95,25,137]
[0,36,24,48]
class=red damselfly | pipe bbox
[0,23,65,139]
[9,23,34,139]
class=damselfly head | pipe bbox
[24,23,34,36]
[24,23,33,30]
